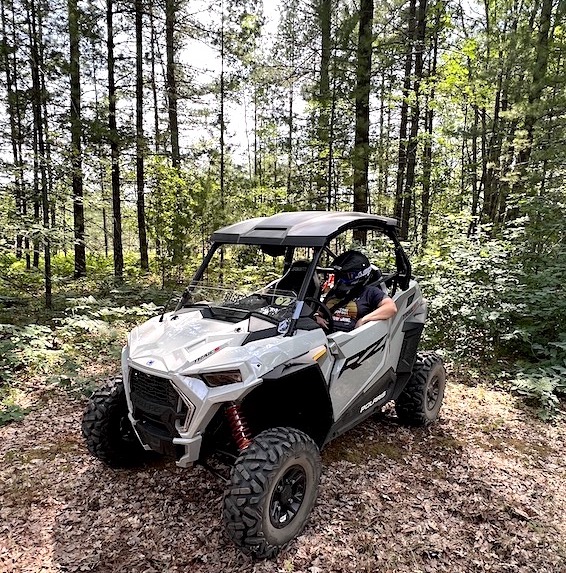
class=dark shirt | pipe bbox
[325,285,387,332]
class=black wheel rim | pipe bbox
[426,375,440,411]
[269,465,307,529]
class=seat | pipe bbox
[367,265,388,294]
[273,260,320,299]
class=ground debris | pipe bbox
[0,383,565,572]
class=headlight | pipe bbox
[200,369,243,387]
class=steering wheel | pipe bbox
[304,297,334,333]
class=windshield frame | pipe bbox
[174,242,324,336]
[178,283,300,327]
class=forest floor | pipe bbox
[1,369,565,573]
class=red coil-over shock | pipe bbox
[225,402,252,451]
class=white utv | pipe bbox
[82,211,446,558]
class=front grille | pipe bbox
[129,368,195,439]
[129,368,179,409]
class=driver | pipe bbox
[314,250,397,332]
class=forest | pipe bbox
[1,1,566,570]
[0,0,565,419]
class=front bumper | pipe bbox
[123,358,262,467]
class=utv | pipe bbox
[82,211,446,558]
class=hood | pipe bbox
[127,309,250,374]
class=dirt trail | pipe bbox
[1,380,565,573]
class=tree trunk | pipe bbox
[68,0,86,277]
[28,0,51,306]
[401,0,427,240]
[91,50,109,257]
[166,0,180,168]
[376,71,386,206]
[253,86,259,180]
[287,82,294,198]
[220,3,225,213]
[316,0,331,206]
[135,0,149,271]
[150,2,161,153]
[467,106,480,236]
[26,0,39,270]
[38,4,54,249]
[517,0,553,170]
[10,0,29,266]
[421,3,439,249]
[327,60,337,210]
[394,0,416,224]
[352,0,374,243]
[1,0,24,257]
[107,0,123,280]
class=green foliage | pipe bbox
[145,158,226,282]
[0,323,58,386]
[415,215,566,418]
[511,364,566,420]
[0,287,165,424]
[0,404,28,426]
[507,338,566,420]
[415,222,513,360]
[0,323,51,425]
[146,159,197,271]
[0,254,43,297]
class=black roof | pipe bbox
[210,211,398,247]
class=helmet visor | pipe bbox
[336,270,362,285]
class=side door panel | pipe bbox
[327,320,390,420]
[327,282,421,422]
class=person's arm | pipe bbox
[355,296,397,328]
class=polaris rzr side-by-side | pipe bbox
[82,211,446,558]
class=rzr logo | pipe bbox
[339,335,387,376]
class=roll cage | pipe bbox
[175,211,411,336]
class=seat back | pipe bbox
[275,260,320,299]
[366,265,388,294]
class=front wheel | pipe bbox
[395,352,446,426]
[223,427,322,558]
[82,376,151,468]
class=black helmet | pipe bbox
[331,250,372,293]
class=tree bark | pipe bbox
[25,0,40,270]
[421,3,440,249]
[287,81,293,198]
[400,0,427,240]
[149,2,161,153]
[220,2,225,212]
[135,0,149,271]
[68,0,86,277]
[327,59,337,210]
[517,0,553,170]
[352,0,374,243]
[316,0,331,206]
[166,0,180,168]
[107,0,123,280]
[394,0,416,224]
[1,0,24,258]
[28,0,51,306]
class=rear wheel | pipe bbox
[223,427,321,558]
[82,376,151,468]
[395,352,446,426]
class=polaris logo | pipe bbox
[360,391,387,413]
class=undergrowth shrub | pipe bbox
[415,219,566,418]
[0,289,164,421]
